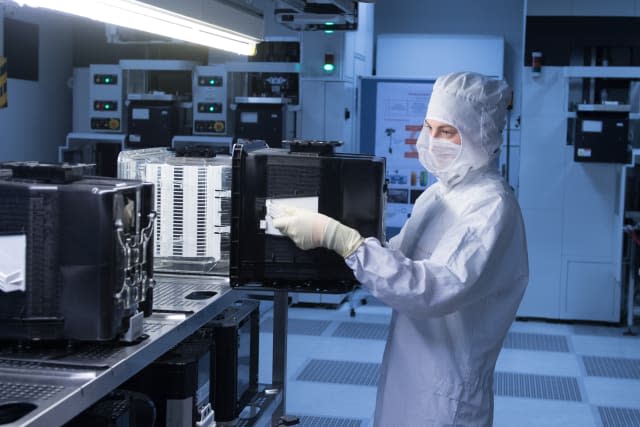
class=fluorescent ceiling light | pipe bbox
[11,0,260,55]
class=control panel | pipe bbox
[193,65,228,135]
[89,64,124,132]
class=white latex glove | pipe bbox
[271,205,364,258]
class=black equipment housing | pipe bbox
[209,299,260,422]
[0,162,155,341]
[230,140,386,293]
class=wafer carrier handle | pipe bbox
[282,139,343,156]
[0,162,96,183]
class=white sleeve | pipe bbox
[345,195,512,318]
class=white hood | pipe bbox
[420,72,511,187]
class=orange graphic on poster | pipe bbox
[404,123,422,157]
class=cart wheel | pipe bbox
[350,308,356,317]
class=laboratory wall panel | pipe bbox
[521,67,567,117]
[561,153,620,260]
[564,260,620,322]
[0,8,73,163]
[517,208,563,319]
[518,114,567,211]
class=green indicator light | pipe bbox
[209,79,216,85]
[323,63,335,72]
[209,106,215,112]
[105,104,110,110]
[324,22,334,34]
[105,77,111,83]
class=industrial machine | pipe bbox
[193,65,228,136]
[123,333,214,427]
[62,60,217,176]
[89,64,125,133]
[66,390,156,427]
[227,60,300,148]
[0,162,155,342]
[122,299,260,426]
[118,147,232,275]
[573,103,630,163]
[209,299,260,423]
[230,140,386,293]
[63,58,301,175]
[275,0,358,31]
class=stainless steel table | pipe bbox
[0,275,267,426]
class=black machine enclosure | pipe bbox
[574,105,630,163]
[0,163,155,342]
[65,390,156,427]
[123,332,213,427]
[234,103,287,148]
[230,141,386,293]
[209,299,260,422]
[126,100,180,148]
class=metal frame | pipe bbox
[0,276,289,426]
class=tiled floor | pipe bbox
[257,291,640,427]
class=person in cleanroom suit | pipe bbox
[272,71,529,427]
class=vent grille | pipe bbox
[598,406,640,427]
[172,166,184,256]
[218,196,231,226]
[332,322,389,340]
[297,415,364,427]
[0,359,95,373]
[0,382,65,401]
[143,321,167,334]
[196,166,207,257]
[503,332,570,353]
[261,318,331,336]
[583,356,640,379]
[493,372,582,401]
[65,345,126,361]
[154,165,162,256]
[296,359,380,386]
[153,281,212,309]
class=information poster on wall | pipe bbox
[374,82,436,228]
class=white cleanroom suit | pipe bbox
[346,72,529,426]
[274,71,529,426]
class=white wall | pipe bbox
[0,6,73,162]
[374,0,525,121]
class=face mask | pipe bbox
[417,131,461,172]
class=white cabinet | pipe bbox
[518,66,623,322]
[295,2,373,153]
[565,261,619,321]
[298,80,356,153]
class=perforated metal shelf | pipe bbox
[0,275,237,427]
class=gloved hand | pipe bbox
[271,205,364,258]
